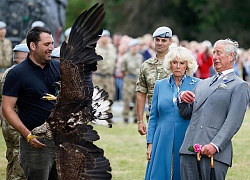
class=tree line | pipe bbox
[66,0,250,48]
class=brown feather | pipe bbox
[45,3,112,180]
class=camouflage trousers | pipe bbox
[92,73,115,101]
[122,77,137,119]
[1,119,26,180]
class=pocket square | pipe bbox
[218,83,227,89]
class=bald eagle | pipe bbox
[31,3,113,180]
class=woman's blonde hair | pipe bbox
[163,46,198,76]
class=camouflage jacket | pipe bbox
[136,56,168,108]
[120,51,143,78]
[95,43,117,75]
[0,65,18,122]
[0,38,12,68]
[0,65,16,102]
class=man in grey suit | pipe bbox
[178,38,250,180]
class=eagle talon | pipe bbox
[42,93,57,101]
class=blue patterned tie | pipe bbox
[210,73,222,86]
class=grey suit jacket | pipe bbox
[178,72,250,166]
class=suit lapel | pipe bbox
[194,79,214,111]
[194,72,236,112]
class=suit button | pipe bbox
[200,126,203,129]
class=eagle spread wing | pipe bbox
[33,3,113,180]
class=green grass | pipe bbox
[94,123,147,180]
[0,128,6,179]
[226,109,250,180]
[0,110,250,179]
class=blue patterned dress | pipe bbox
[145,75,199,180]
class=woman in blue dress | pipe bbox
[145,46,200,180]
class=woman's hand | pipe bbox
[146,143,152,161]
[180,91,195,103]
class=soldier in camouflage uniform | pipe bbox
[0,44,28,180]
[120,39,143,123]
[0,21,12,77]
[93,30,117,101]
[136,27,173,135]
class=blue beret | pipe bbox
[64,27,72,37]
[31,21,45,28]
[13,44,29,53]
[51,47,60,58]
[128,39,139,47]
[153,26,172,38]
[101,30,110,37]
[0,21,6,29]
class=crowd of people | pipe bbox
[0,18,250,180]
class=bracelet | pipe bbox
[137,120,143,124]
[26,133,38,142]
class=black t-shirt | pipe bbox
[2,56,60,130]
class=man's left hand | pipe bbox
[201,144,217,157]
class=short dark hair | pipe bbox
[26,26,52,50]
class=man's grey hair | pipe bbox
[214,38,239,61]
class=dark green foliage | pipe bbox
[66,0,250,48]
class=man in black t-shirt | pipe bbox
[2,26,60,180]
